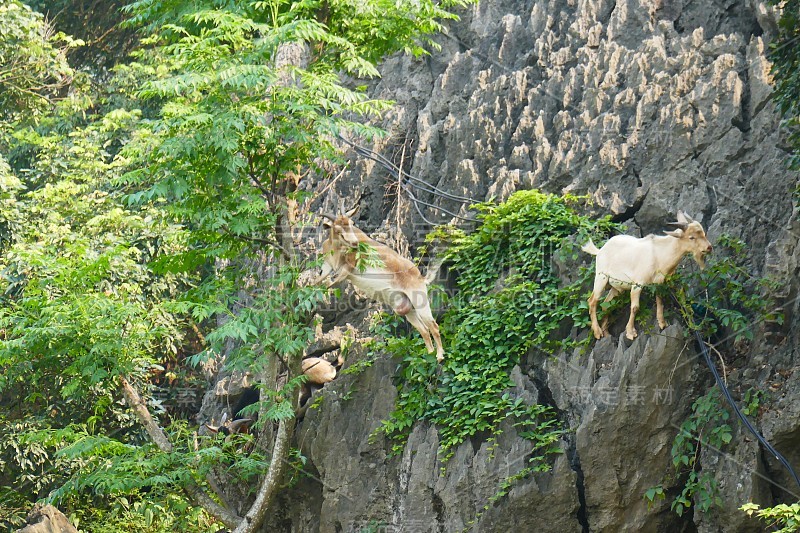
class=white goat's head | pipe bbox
[664,210,713,268]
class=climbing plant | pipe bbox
[741,501,800,532]
[375,190,617,460]
[667,234,783,345]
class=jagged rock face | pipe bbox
[15,504,77,533]
[259,0,800,531]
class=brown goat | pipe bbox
[316,207,444,362]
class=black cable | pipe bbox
[336,135,480,222]
[339,135,477,203]
[680,294,800,490]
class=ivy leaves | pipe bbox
[377,190,616,460]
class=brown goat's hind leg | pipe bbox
[405,309,435,354]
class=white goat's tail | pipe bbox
[581,240,600,255]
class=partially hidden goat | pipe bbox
[317,206,444,362]
[582,210,713,340]
[302,357,337,385]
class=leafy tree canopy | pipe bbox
[0,0,476,530]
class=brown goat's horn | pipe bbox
[319,213,336,221]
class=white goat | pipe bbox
[316,207,444,362]
[582,211,713,340]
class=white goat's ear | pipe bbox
[676,211,694,224]
[664,229,684,238]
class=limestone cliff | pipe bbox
[205,0,800,531]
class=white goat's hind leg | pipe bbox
[599,287,620,334]
[656,294,667,330]
[626,285,643,340]
[588,275,609,339]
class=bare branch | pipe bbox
[118,375,243,528]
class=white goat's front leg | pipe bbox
[626,285,643,340]
[599,287,620,334]
[656,294,666,330]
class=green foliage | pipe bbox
[1,0,478,529]
[767,0,800,202]
[652,388,732,517]
[0,1,81,122]
[741,388,766,417]
[0,107,191,413]
[668,234,783,344]
[644,485,666,509]
[741,502,800,533]
[354,241,385,272]
[375,190,617,462]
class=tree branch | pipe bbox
[232,392,299,533]
[118,375,243,528]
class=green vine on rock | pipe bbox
[373,190,617,464]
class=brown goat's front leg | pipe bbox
[313,261,334,287]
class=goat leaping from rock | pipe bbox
[316,204,445,362]
[582,211,713,341]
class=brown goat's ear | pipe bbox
[667,221,688,230]
[664,229,684,238]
